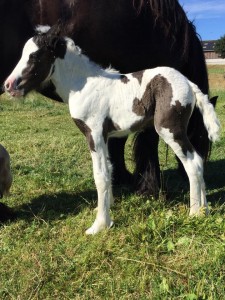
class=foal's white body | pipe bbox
[5,32,220,234]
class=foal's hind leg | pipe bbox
[155,125,208,216]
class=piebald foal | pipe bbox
[5,26,220,234]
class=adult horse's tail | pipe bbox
[189,82,220,142]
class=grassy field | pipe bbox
[0,66,225,299]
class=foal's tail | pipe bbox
[189,81,220,142]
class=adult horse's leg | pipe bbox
[133,127,160,198]
[108,137,132,186]
[132,43,211,197]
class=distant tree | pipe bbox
[215,35,225,58]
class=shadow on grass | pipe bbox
[204,159,225,189]
[1,159,224,224]
[204,158,225,204]
[16,189,97,222]
[162,158,225,205]
[8,184,133,223]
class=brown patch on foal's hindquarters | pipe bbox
[73,118,95,152]
[153,75,193,155]
[131,74,194,155]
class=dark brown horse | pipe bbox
[0,0,212,222]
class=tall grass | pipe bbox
[0,68,224,299]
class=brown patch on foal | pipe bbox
[120,75,130,84]
[131,79,155,131]
[73,118,95,152]
[132,78,155,117]
[152,75,193,154]
[132,70,144,85]
[131,74,193,155]
[102,117,121,143]
[132,97,146,116]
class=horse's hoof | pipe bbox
[86,219,114,235]
[189,206,208,216]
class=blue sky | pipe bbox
[180,0,225,40]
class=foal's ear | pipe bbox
[45,21,67,58]
[47,20,64,37]
[49,36,67,59]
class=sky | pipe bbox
[179,0,225,40]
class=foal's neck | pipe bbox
[51,48,105,100]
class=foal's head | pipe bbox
[4,25,68,96]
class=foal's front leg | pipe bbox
[86,139,114,235]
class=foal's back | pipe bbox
[99,67,194,135]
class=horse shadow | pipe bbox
[162,158,225,206]
[204,158,225,204]
[15,189,97,223]
[1,159,224,224]
[8,183,132,223]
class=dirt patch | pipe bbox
[208,65,225,90]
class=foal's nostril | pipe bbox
[5,77,22,92]
[5,81,11,91]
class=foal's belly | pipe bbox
[108,129,131,139]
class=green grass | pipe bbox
[207,67,225,75]
[0,86,225,299]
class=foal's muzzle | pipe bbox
[4,77,24,97]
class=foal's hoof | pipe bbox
[189,206,209,216]
[86,219,114,235]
